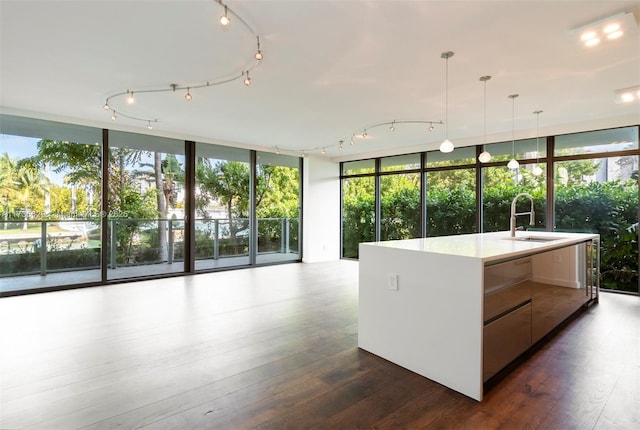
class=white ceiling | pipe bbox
[1,0,639,162]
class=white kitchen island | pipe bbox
[358,230,599,401]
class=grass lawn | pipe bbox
[0,224,66,236]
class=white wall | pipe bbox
[302,155,340,262]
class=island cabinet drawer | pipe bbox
[484,281,531,322]
[483,302,532,382]
[484,256,532,294]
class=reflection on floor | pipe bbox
[0,261,637,429]
[0,252,300,293]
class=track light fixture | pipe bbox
[478,75,492,163]
[348,120,444,145]
[255,36,263,61]
[219,4,231,27]
[440,51,455,153]
[507,94,520,170]
[102,0,263,129]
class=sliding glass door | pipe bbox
[195,143,251,269]
[107,131,185,280]
[0,115,103,292]
[256,152,301,264]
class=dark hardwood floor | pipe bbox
[0,260,638,429]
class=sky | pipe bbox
[1,134,68,184]
[0,134,39,158]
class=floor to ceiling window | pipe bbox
[0,114,303,296]
[107,131,186,280]
[0,116,103,293]
[554,127,638,293]
[195,143,251,269]
[426,147,476,236]
[341,160,375,259]
[380,154,421,241]
[340,126,638,293]
[255,152,301,264]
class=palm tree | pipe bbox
[14,163,47,230]
[0,153,19,229]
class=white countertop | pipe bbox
[360,231,599,263]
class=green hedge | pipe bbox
[343,180,638,292]
[0,247,101,276]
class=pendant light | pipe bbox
[439,51,455,153]
[507,94,519,170]
[478,75,492,163]
[532,110,543,176]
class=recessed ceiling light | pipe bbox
[585,38,600,47]
[581,31,597,41]
[614,85,640,103]
[621,93,635,102]
[603,23,621,34]
[570,11,637,47]
[607,30,623,39]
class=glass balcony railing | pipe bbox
[0,219,101,277]
[0,217,300,279]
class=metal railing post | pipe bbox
[110,219,117,269]
[168,219,174,264]
[285,218,291,254]
[214,219,219,260]
[40,221,47,276]
[280,218,286,253]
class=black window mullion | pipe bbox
[100,129,109,284]
[546,136,555,232]
[184,140,196,273]
[375,158,381,241]
[249,150,257,265]
[476,145,484,233]
[421,152,427,238]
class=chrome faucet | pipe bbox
[510,193,535,237]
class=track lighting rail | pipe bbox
[102,0,263,127]
[275,119,444,157]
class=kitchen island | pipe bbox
[358,230,599,401]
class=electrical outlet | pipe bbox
[387,273,398,290]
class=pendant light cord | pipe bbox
[483,80,487,144]
[536,112,539,160]
[445,57,449,139]
[511,95,516,157]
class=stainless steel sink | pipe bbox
[505,236,566,242]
